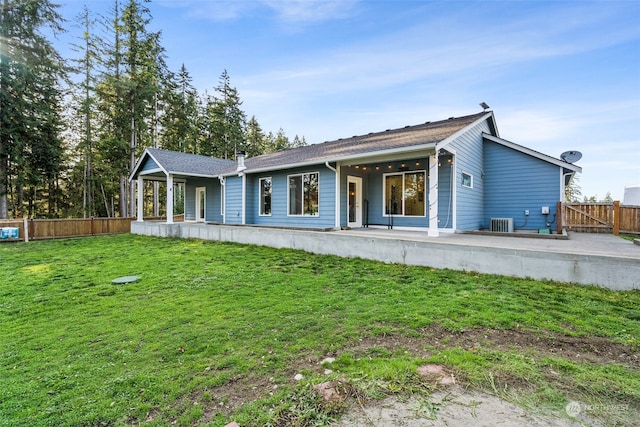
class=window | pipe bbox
[259,177,272,216]
[288,172,319,216]
[384,171,426,217]
[462,171,473,189]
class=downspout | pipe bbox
[240,172,246,225]
[326,161,340,229]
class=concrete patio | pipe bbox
[131,222,639,290]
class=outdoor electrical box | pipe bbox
[541,206,550,215]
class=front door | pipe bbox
[347,176,363,228]
[196,187,206,222]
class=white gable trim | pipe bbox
[438,112,496,151]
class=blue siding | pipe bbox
[437,160,454,229]
[247,164,336,228]
[225,176,244,224]
[141,157,159,172]
[448,120,491,230]
[483,141,561,230]
[185,178,223,222]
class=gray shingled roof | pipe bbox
[238,112,488,173]
[145,148,235,177]
[135,112,489,179]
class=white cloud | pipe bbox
[159,0,360,23]
[263,0,359,23]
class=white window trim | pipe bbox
[382,170,427,218]
[259,177,272,217]
[461,171,473,189]
[287,171,320,217]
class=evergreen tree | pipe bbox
[0,0,66,219]
[94,0,166,217]
[273,128,290,151]
[159,64,199,153]
[244,116,265,158]
[67,6,102,218]
[564,175,582,203]
[203,70,246,159]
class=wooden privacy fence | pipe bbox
[559,201,640,235]
[0,215,185,242]
[0,217,134,241]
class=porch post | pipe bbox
[166,174,174,224]
[335,163,340,228]
[428,152,439,237]
[137,176,144,222]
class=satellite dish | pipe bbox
[560,150,582,163]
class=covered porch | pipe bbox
[336,148,455,236]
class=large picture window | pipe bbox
[384,171,426,217]
[259,177,272,216]
[289,172,319,216]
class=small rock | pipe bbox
[294,373,304,381]
[324,369,333,375]
[313,381,344,403]
[417,364,455,385]
[224,422,241,427]
[321,357,336,365]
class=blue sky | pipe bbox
[56,0,640,200]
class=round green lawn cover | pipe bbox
[112,275,140,284]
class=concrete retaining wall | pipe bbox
[131,222,639,290]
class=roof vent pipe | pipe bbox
[236,151,246,172]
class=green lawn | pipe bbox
[1,234,638,426]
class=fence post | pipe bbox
[23,218,29,242]
[556,201,563,234]
[613,200,620,235]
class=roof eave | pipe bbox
[221,142,439,176]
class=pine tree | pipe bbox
[66,6,102,218]
[0,0,66,219]
[159,64,199,153]
[206,70,246,159]
[94,0,166,217]
[245,116,265,158]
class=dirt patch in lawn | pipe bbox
[347,324,639,368]
[187,325,639,425]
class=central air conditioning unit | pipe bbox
[490,218,514,233]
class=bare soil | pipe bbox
[193,326,639,426]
